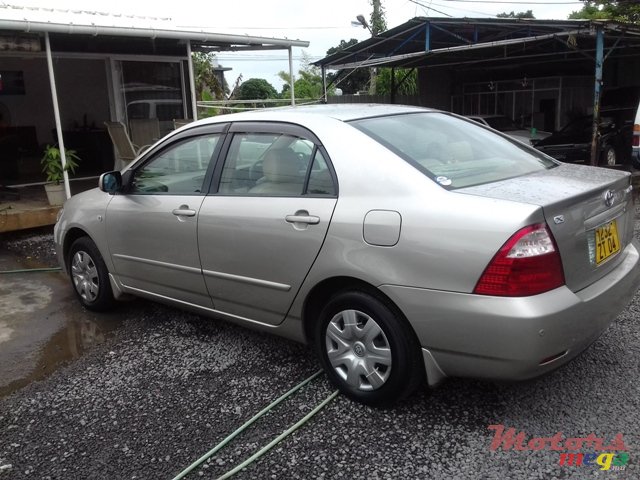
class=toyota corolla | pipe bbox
[54,105,640,406]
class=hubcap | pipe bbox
[606,149,616,166]
[71,250,99,302]
[325,309,392,391]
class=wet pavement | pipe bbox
[0,234,122,398]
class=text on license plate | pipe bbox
[595,220,620,265]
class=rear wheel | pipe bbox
[601,145,617,166]
[68,237,115,311]
[315,290,424,406]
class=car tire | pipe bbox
[315,290,424,407]
[68,237,115,311]
[601,145,617,166]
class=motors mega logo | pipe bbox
[488,424,630,471]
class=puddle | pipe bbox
[0,247,124,399]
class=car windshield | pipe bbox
[350,112,557,189]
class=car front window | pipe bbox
[131,135,219,194]
[350,112,557,190]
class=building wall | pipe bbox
[417,68,452,111]
[0,56,53,145]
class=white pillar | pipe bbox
[187,40,198,120]
[288,47,295,106]
[45,32,71,199]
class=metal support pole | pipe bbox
[186,40,198,120]
[590,26,604,166]
[321,66,327,103]
[288,47,295,106]
[45,32,71,200]
[425,21,431,52]
[390,67,396,104]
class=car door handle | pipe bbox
[285,214,320,225]
[172,206,196,217]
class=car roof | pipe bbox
[196,103,435,125]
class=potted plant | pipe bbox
[41,144,80,206]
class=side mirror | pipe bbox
[99,171,122,194]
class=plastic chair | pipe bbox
[104,121,145,166]
[129,119,160,149]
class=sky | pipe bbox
[12,0,584,90]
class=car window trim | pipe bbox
[206,121,338,197]
[124,123,230,197]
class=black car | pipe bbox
[534,111,633,167]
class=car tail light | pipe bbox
[633,124,640,147]
[474,224,565,297]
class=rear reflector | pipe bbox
[474,224,565,297]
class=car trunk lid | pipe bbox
[459,163,635,293]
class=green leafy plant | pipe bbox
[41,144,80,184]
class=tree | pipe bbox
[497,10,535,19]
[278,52,331,100]
[569,1,640,23]
[375,68,418,96]
[236,78,278,100]
[192,52,228,118]
[325,39,370,94]
[369,0,388,94]
[370,0,387,36]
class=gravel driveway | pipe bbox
[1,222,638,479]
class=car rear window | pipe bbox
[350,112,557,189]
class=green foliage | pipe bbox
[569,1,640,23]
[192,52,226,101]
[497,10,535,19]
[370,0,387,36]
[237,78,278,100]
[41,145,80,184]
[375,68,418,96]
[278,52,333,100]
[326,39,370,94]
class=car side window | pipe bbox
[219,133,313,196]
[130,135,219,195]
[307,150,336,196]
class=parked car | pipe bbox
[467,115,550,145]
[535,111,634,167]
[54,105,640,406]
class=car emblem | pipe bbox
[604,190,615,208]
[553,215,565,224]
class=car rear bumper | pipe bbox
[380,239,640,384]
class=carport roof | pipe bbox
[0,3,309,52]
[314,17,640,70]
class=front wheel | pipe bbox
[68,237,115,311]
[315,290,424,406]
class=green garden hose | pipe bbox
[0,267,61,274]
[172,370,339,480]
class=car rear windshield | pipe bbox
[350,112,557,189]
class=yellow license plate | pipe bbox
[595,219,621,265]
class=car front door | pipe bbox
[198,122,338,325]
[106,125,226,307]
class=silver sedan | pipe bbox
[54,105,640,406]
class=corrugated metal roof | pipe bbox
[314,16,640,70]
[0,3,309,48]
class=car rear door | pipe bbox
[105,124,227,307]
[198,122,338,326]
